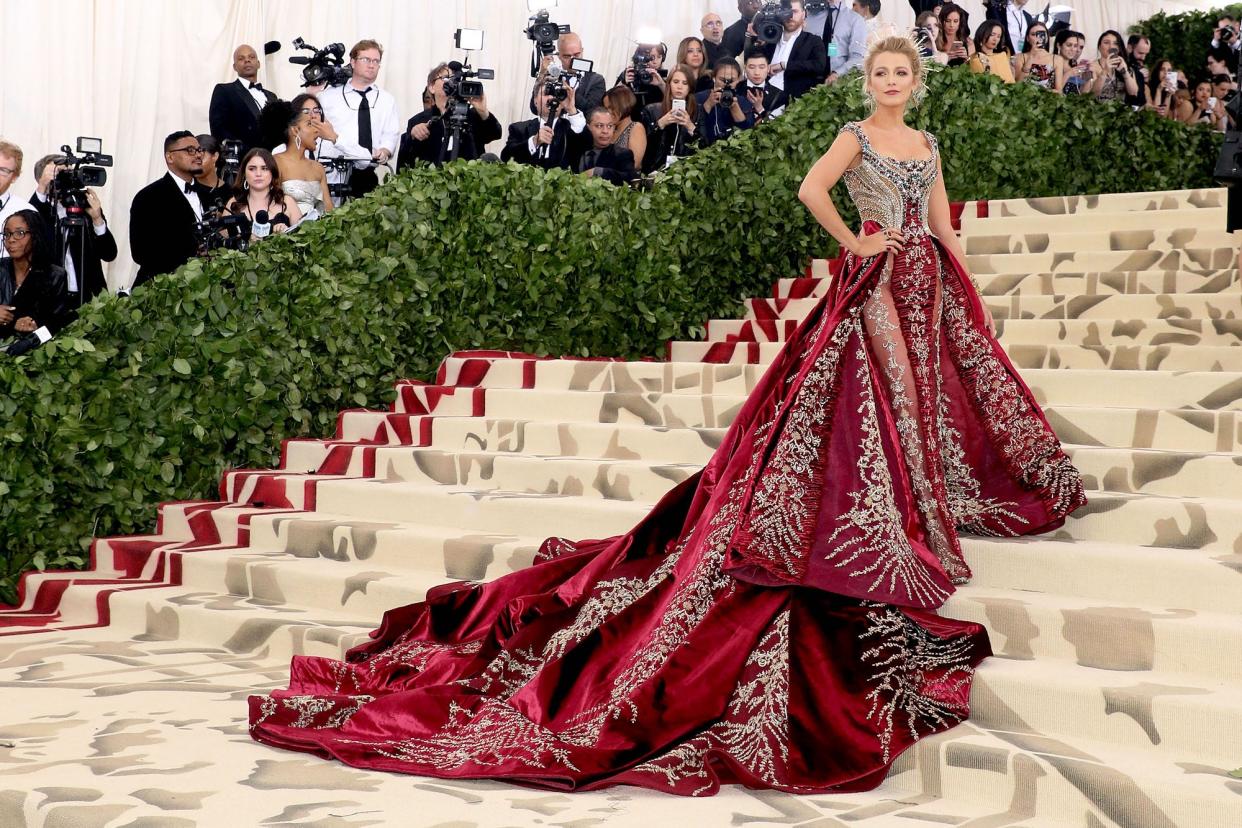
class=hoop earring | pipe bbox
[243,180,249,191]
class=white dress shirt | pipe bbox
[0,191,34,259]
[1007,4,1029,55]
[807,2,867,76]
[167,171,203,221]
[770,27,802,91]
[319,83,401,165]
[32,190,108,292]
[242,78,268,110]
[528,109,586,156]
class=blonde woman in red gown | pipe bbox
[248,34,1086,795]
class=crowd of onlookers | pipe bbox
[0,0,1235,355]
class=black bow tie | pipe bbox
[250,82,264,90]
[184,182,196,194]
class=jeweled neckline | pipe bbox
[852,123,935,165]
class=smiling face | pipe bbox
[865,50,919,110]
[1060,36,1084,61]
[2,214,31,260]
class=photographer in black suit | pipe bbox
[724,0,764,57]
[571,108,636,185]
[503,83,585,170]
[209,45,278,156]
[29,154,117,304]
[400,63,502,167]
[531,33,607,116]
[762,0,827,101]
[129,131,210,288]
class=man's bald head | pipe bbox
[558,33,585,71]
[233,44,260,81]
[701,13,724,44]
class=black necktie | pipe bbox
[580,149,598,173]
[357,88,373,152]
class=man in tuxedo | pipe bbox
[763,0,827,101]
[502,84,585,170]
[572,108,636,185]
[129,131,210,288]
[0,140,32,259]
[209,44,278,155]
[742,49,788,121]
[535,33,606,116]
[29,154,117,304]
[400,62,502,167]
[723,0,764,58]
[986,0,1034,57]
[701,12,729,66]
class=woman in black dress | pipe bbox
[0,209,70,351]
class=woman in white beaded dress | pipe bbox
[261,96,334,223]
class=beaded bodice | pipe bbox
[839,122,939,233]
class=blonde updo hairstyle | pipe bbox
[862,34,928,112]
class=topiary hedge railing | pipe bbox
[0,68,1221,602]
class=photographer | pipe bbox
[724,0,764,58]
[208,45,278,157]
[318,40,401,197]
[1091,30,1138,104]
[400,63,502,167]
[532,34,606,117]
[29,154,117,304]
[763,0,827,101]
[643,65,700,174]
[0,141,32,258]
[807,1,867,83]
[915,11,949,66]
[742,49,788,121]
[698,59,753,145]
[1,209,70,352]
[1212,16,1242,64]
[502,82,585,170]
[572,108,636,185]
[129,131,211,287]
[619,43,669,109]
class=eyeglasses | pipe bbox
[1,229,31,241]
[355,56,382,65]
[169,146,206,156]
[300,106,324,116]
[0,167,15,177]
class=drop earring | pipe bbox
[295,134,303,150]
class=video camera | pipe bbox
[753,1,794,46]
[289,38,352,87]
[219,139,243,188]
[526,9,569,57]
[50,138,113,229]
[629,49,654,89]
[195,206,251,255]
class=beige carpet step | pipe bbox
[946,586,1242,683]
[1055,491,1241,552]
[962,205,1227,235]
[1064,445,1242,499]
[436,355,765,395]
[1044,405,1242,453]
[973,656,1242,769]
[965,228,1234,255]
[967,248,1235,275]
[962,537,1241,614]
[962,188,1226,221]
[312,479,651,538]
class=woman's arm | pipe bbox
[282,195,303,229]
[1014,52,1029,82]
[797,131,901,259]
[628,125,648,169]
[1122,66,1139,97]
[927,155,995,333]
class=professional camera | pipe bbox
[525,9,569,56]
[630,49,654,89]
[50,138,113,228]
[442,60,494,103]
[753,1,794,46]
[719,83,736,108]
[289,38,352,87]
[803,1,827,11]
[195,205,251,255]
[914,26,935,58]
[1223,25,1237,45]
[219,138,243,187]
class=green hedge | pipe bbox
[0,68,1221,602]
[1131,5,1242,80]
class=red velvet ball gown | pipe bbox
[248,121,1087,795]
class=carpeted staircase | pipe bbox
[0,188,1239,827]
